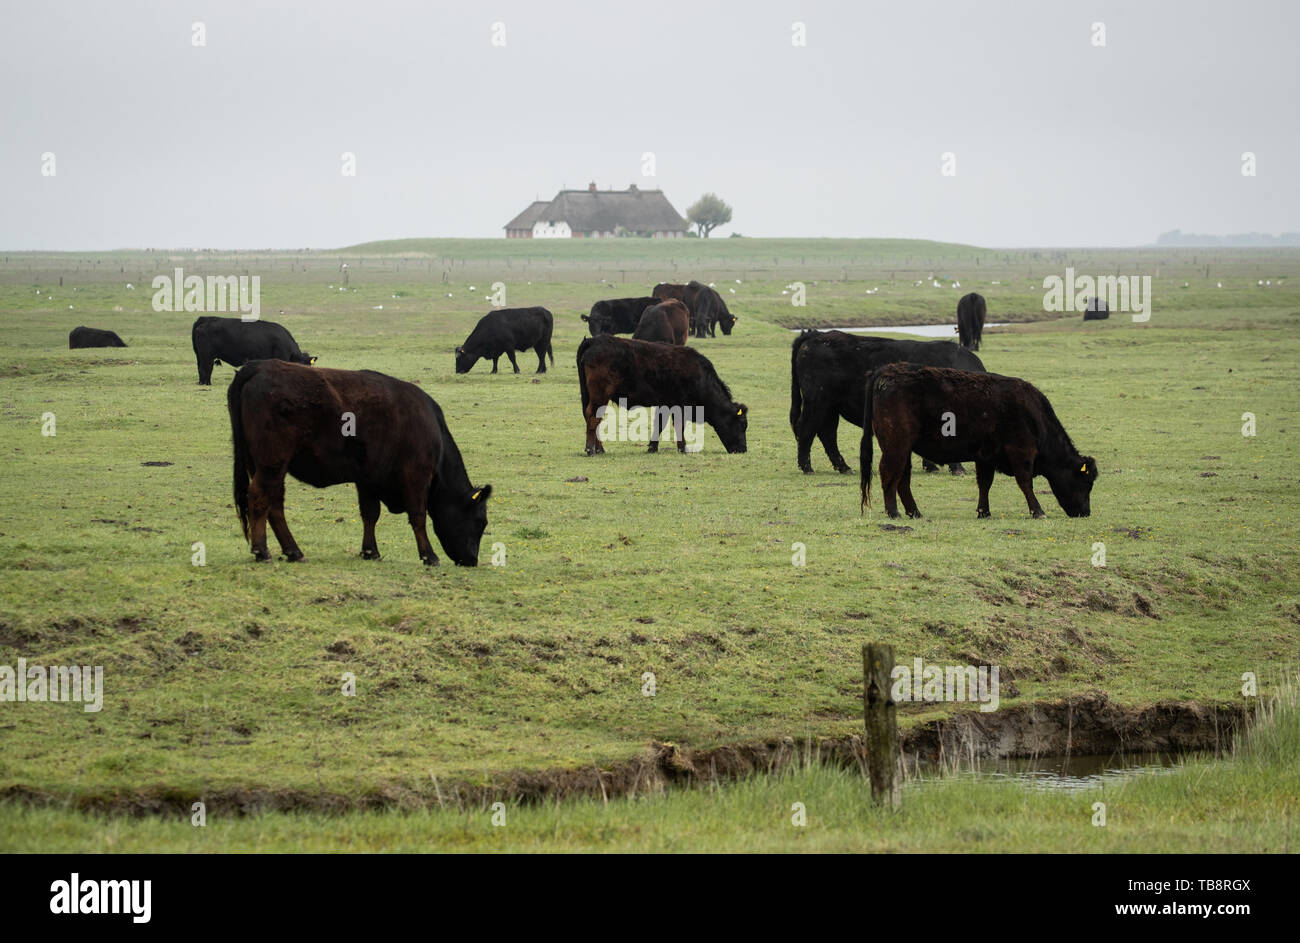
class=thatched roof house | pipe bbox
[504,183,687,238]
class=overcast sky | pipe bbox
[2,0,1295,249]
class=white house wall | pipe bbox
[532,220,572,239]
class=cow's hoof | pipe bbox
[252,550,271,562]
[921,463,939,474]
[800,465,815,475]
[907,511,924,519]
[647,443,659,453]
[422,555,440,566]
[949,466,967,476]
[835,464,853,475]
[361,548,381,560]
[284,550,304,562]
[1032,511,1046,519]
[977,510,990,519]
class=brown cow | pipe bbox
[227,360,492,565]
[859,364,1097,520]
[632,299,690,345]
[576,335,747,454]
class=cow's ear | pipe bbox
[310,357,318,364]
[470,485,493,503]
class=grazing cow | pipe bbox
[192,316,314,385]
[582,297,657,336]
[455,306,554,374]
[69,326,127,348]
[631,299,690,345]
[859,363,1098,520]
[652,281,738,337]
[1083,297,1109,321]
[957,292,987,350]
[227,360,492,565]
[790,330,985,475]
[576,335,748,454]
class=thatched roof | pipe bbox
[504,186,687,233]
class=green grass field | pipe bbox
[1,238,1297,851]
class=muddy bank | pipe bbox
[0,696,1248,817]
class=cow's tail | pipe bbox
[859,369,876,513]
[789,330,811,432]
[226,365,255,541]
[545,320,555,366]
[576,336,593,411]
[973,296,985,350]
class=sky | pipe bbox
[2,0,1296,249]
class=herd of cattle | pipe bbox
[64,283,1097,566]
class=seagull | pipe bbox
[1217,282,1222,288]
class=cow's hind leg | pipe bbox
[922,459,940,473]
[975,460,995,518]
[584,381,607,455]
[898,459,923,519]
[262,469,303,561]
[818,416,852,474]
[647,408,661,453]
[794,402,827,473]
[535,345,547,373]
[878,450,909,519]
[948,463,967,475]
[357,486,381,559]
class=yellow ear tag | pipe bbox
[471,489,481,501]
[1080,464,1087,473]
[737,408,743,416]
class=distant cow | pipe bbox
[582,297,657,336]
[632,299,690,345]
[576,335,748,454]
[957,292,986,350]
[227,360,492,565]
[192,316,313,385]
[653,281,737,337]
[1083,297,1109,321]
[790,330,985,475]
[69,326,127,348]
[859,364,1098,519]
[455,306,554,374]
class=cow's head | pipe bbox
[1048,456,1098,517]
[584,305,611,336]
[454,345,475,374]
[719,314,737,336]
[712,403,748,453]
[431,484,493,565]
[289,350,314,365]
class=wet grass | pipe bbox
[0,241,1297,846]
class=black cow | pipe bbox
[192,316,314,385]
[957,292,986,350]
[455,307,554,374]
[652,281,737,337]
[227,360,491,565]
[1083,297,1109,321]
[582,297,657,336]
[859,363,1098,520]
[790,330,985,475]
[576,335,748,454]
[69,326,127,348]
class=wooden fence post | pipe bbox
[863,642,901,808]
